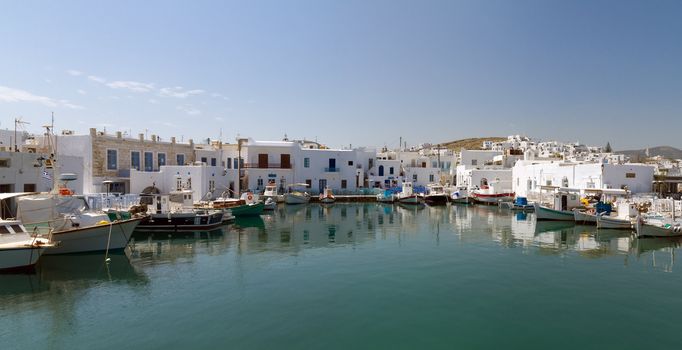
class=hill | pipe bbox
[440,137,506,151]
[617,146,682,161]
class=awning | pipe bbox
[0,192,38,201]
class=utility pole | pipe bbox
[14,117,30,152]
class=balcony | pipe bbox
[324,167,340,172]
[243,163,291,169]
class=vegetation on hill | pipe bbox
[439,137,506,151]
[617,146,682,161]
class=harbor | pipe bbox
[3,203,682,349]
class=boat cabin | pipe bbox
[402,182,414,196]
[547,187,581,211]
[142,190,195,214]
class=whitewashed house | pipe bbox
[130,163,231,200]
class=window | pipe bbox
[429,174,434,182]
[233,158,239,169]
[176,178,182,190]
[227,157,232,169]
[209,180,215,192]
[626,173,636,178]
[23,184,36,192]
[304,157,310,168]
[201,157,207,164]
[107,149,118,170]
[341,180,347,189]
[187,177,192,189]
[348,161,353,166]
[471,159,478,166]
[378,165,384,176]
[257,178,264,188]
[413,174,418,182]
[0,159,10,167]
[131,151,141,170]
[144,152,153,171]
[305,179,312,188]
[176,154,185,166]
[158,153,166,168]
[389,167,394,175]
[211,158,217,166]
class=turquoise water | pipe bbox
[2,204,682,349]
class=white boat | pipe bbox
[285,183,311,205]
[596,201,639,230]
[0,219,54,272]
[396,182,424,205]
[376,190,396,203]
[263,198,277,211]
[471,182,514,205]
[635,218,682,238]
[534,187,582,221]
[450,186,472,204]
[262,184,285,203]
[573,209,598,224]
[17,192,143,255]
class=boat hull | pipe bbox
[285,194,310,204]
[424,195,448,205]
[636,220,682,238]
[230,202,264,217]
[451,196,473,204]
[574,210,598,225]
[473,193,515,205]
[0,246,47,272]
[597,216,632,230]
[45,217,142,255]
[137,212,223,232]
[397,195,423,205]
[534,203,575,221]
[319,197,335,204]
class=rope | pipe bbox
[104,221,113,263]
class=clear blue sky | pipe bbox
[1,0,680,150]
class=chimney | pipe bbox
[189,139,194,147]
[116,131,122,139]
[139,133,144,142]
[152,134,157,142]
[171,137,176,144]
[89,128,97,136]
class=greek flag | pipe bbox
[42,171,52,180]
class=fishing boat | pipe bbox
[534,187,582,221]
[596,201,638,230]
[396,182,424,205]
[573,209,598,224]
[210,192,264,217]
[0,218,54,272]
[262,184,285,203]
[285,183,311,204]
[424,184,448,205]
[510,197,534,211]
[136,190,223,231]
[319,187,336,204]
[450,186,473,204]
[472,183,514,205]
[263,198,277,211]
[635,218,682,238]
[376,190,396,203]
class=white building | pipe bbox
[512,160,655,198]
[130,164,232,200]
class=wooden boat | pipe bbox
[534,202,576,221]
[262,184,284,203]
[0,219,53,272]
[450,187,473,204]
[136,190,223,232]
[319,187,336,204]
[597,215,633,230]
[285,183,311,204]
[17,193,143,255]
[396,182,424,205]
[635,217,682,238]
[534,187,582,221]
[208,191,264,217]
[424,184,448,205]
[510,197,534,211]
[573,209,598,225]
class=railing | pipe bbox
[243,163,291,169]
[324,167,340,172]
[84,193,141,211]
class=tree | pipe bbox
[604,142,612,153]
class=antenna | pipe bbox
[14,117,30,152]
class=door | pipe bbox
[329,158,336,171]
[281,154,291,169]
[319,179,327,194]
[258,154,268,168]
[561,195,568,211]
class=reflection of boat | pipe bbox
[233,216,266,229]
[285,183,311,204]
[0,218,53,272]
[634,235,682,254]
[37,250,143,283]
[534,220,575,234]
[319,187,336,204]
[424,184,448,205]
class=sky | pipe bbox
[0,0,680,150]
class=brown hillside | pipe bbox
[440,137,506,151]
